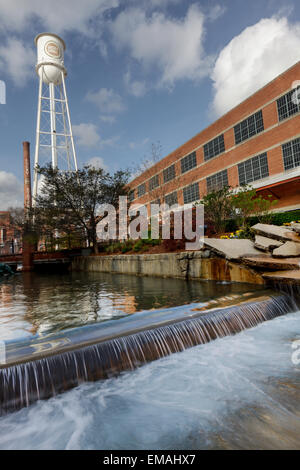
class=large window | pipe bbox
[181,151,197,174]
[282,137,300,171]
[238,153,269,185]
[277,87,300,121]
[234,110,264,144]
[206,170,228,193]
[204,134,225,161]
[165,191,178,206]
[163,164,176,183]
[128,190,135,202]
[149,174,159,191]
[183,183,199,204]
[137,183,146,197]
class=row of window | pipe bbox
[133,136,300,206]
[131,88,300,201]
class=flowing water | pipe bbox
[0,272,299,449]
[0,309,299,450]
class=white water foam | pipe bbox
[0,310,299,450]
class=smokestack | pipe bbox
[23,141,32,212]
[22,141,34,272]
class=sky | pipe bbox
[1,0,300,208]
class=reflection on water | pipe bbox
[0,272,263,340]
[0,310,298,450]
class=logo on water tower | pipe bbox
[44,41,61,59]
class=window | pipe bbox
[137,183,146,197]
[204,134,225,161]
[206,170,228,193]
[282,137,300,171]
[165,191,178,206]
[234,110,264,144]
[149,174,159,191]
[238,153,269,185]
[277,87,300,121]
[163,164,176,183]
[151,198,161,205]
[183,183,199,204]
[128,190,135,202]
[181,151,197,174]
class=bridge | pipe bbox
[0,249,83,271]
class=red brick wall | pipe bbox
[130,61,300,211]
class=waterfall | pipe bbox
[0,293,297,414]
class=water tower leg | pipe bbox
[33,76,42,206]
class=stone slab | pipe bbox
[272,241,300,258]
[262,270,300,284]
[243,256,300,270]
[251,223,300,243]
[291,223,300,234]
[254,235,283,252]
[203,238,261,260]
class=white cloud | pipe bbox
[211,16,300,116]
[129,138,149,149]
[110,4,213,87]
[100,115,116,124]
[207,4,226,21]
[124,70,147,97]
[87,156,108,171]
[0,171,23,209]
[0,0,119,35]
[0,38,35,86]
[86,87,125,114]
[73,123,100,147]
[73,122,119,149]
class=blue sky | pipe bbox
[1,0,300,208]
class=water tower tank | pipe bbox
[34,33,66,85]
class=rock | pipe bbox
[291,223,300,234]
[199,249,211,258]
[252,223,300,243]
[272,241,300,258]
[254,235,283,252]
[262,270,300,284]
[203,238,261,260]
[243,256,300,270]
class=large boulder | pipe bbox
[203,238,261,260]
[291,223,300,234]
[252,223,300,243]
[243,256,300,270]
[272,241,300,258]
[254,235,283,252]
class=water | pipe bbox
[0,272,299,449]
[0,272,263,340]
[0,310,299,450]
[1,293,292,413]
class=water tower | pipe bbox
[32,33,78,203]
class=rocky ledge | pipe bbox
[204,223,300,285]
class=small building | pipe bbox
[129,61,300,213]
[0,212,22,255]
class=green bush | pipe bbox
[270,210,300,226]
[224,209,300,233]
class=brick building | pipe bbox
[0,212,22,255]
[129,62,300,214]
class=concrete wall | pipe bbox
[72,252,264,285]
